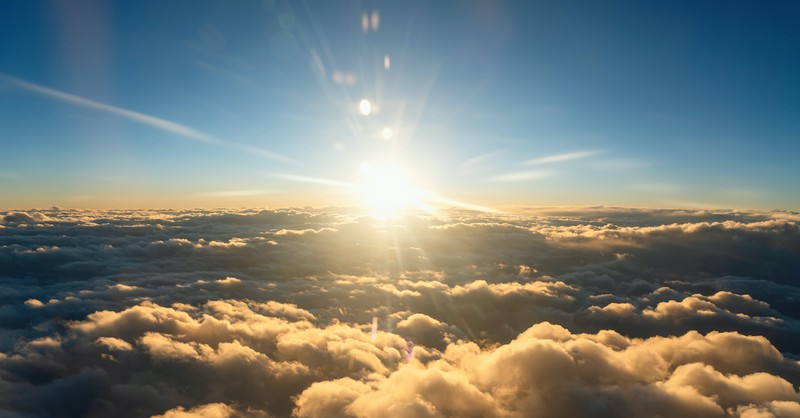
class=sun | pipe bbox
[358,161,424,218]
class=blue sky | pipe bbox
[1,0,798,209]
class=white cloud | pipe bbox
[489,170,554,182]
[194,190,273,198]
[462,150,504,168]
[523,150,601,165]
[0,73,291,163]
[1,74,217,143]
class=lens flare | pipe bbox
[381,127,393,140]
[359,99,372,115]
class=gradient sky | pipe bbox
[1,0,799,210]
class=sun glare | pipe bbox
[358,162,422,218]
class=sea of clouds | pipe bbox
[1,207,799,417]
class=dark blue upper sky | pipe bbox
[1,0,798,209]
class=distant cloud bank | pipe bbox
[1,207,798,417]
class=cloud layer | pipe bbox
[1,207,798,417]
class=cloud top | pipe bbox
[0,207,798,416]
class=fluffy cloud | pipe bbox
[151,403,235,418]
[296,323,799,418]
[0,207,798,417]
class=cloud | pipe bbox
[0,207,798,416]
[194,190,273,198]
[489,170,554,182]
[151,403,235,418]
[296,323,800,418]
[523,150,601,165]
[0,74,217,143]
[0,74,292,163]
[462,150,504,168]
[271,173,355,189]
[23,298,45,308]
[94,336,133,351]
